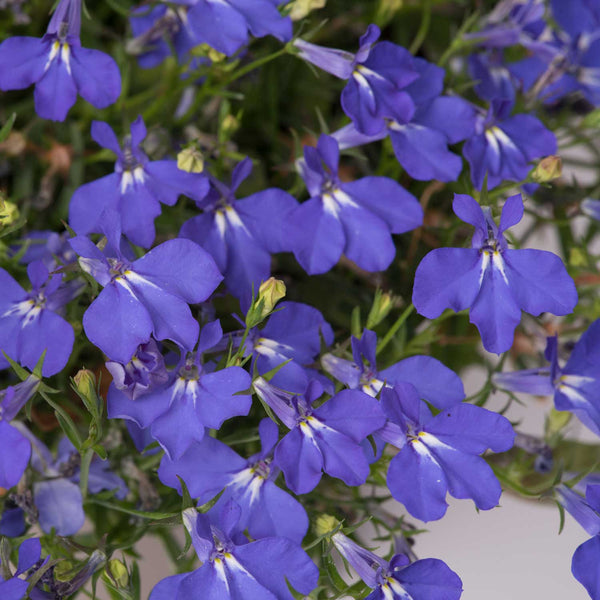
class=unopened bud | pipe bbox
[221,114,240,138]
[177,147,205,173]
[104,559,129,588]
[532,155,562,182]
[315,514,341,538]
[245,278,286,328]
[288,0,326,21]
[366,290,396,329]
[0,197,19,229]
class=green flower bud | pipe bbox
[105,559,129,588]
[0,197,19,229]
[245,278,286,328]
[288,0,326,21]
[315,514,341,538]
[531,155,562,183]
[177,147,205,173]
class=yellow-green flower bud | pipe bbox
[366,290,396,329]
[105,559,129,588]
[0,197,19,229]
[315,514,341,538]
[246,278,286,328]
[221,114,240,138]
[177,147,205,173]
[531,155,562,183]
[288,0,326,20]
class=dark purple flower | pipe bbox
[0,376,39,490]
[322,329,465,409]
[0,261,78,377]
[294,25,419,135]
[0,0,121,121]
[108,321,251,459]
[379,383,515,521]
[180,157,297,310]
[254,378,386,494]
[284,134,422,274]
[148,503,318,599]
[69,117,209,249]
[331,531,463,600]
[413,194,577,354]
[71,217,222,363]
[159,418,308,543]
[463,99,557,190]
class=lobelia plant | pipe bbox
[1,1,600,599]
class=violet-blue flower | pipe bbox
[222,301,334,393]
[294,25,419,135]
[69,117,209,249]
[108,321,251,459]
[180,157,297,310]
[0,0,121,121]
[332,58,476,182]
[129,4,199,68]
[254,378,386,494]
[71,217,222,363]
[0,538,43,600]
[413,193,577,354]
[494,322,600,435]
[331,530,463,600]
[379,383,515,521]
[0,376,39,490]
[322,329,465,409]
[463,99,557,190]
[149,503,318,599]
[0,261,79,377]
[284,134,422,274]
[159,418,308,543]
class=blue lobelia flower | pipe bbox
[163,0,292,57]
[463,99,557,190]
[494,323,600,435]
[0,0,121,121]
[71,215,222,364]
[69,117,209,249]
[332,57,476,183]
[105,338,169,401]
[220,301,334,393]
[284,134,423,274]
[108,320,251,459]
[378,383,515,521]
[0,376,39,490]
[149,503,318,600]
[11,230,77,270]
[129,4,200,69]
[294,24,419,135]
[582,198,600,222]
[159,418,309,543]
[413,193,578,354]
[180,157,297,310]
[253,377,386,494]
[322,329,465,409]
[331,530,463,600]
[558,484,600,599]
[0,538,43,600]
[467,0,547,49]
[0,261,80,377]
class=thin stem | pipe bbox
[377,304,415,355]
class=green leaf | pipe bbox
[0,113,16,143]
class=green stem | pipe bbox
[409,0,432,55]
[377,304,415,355]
